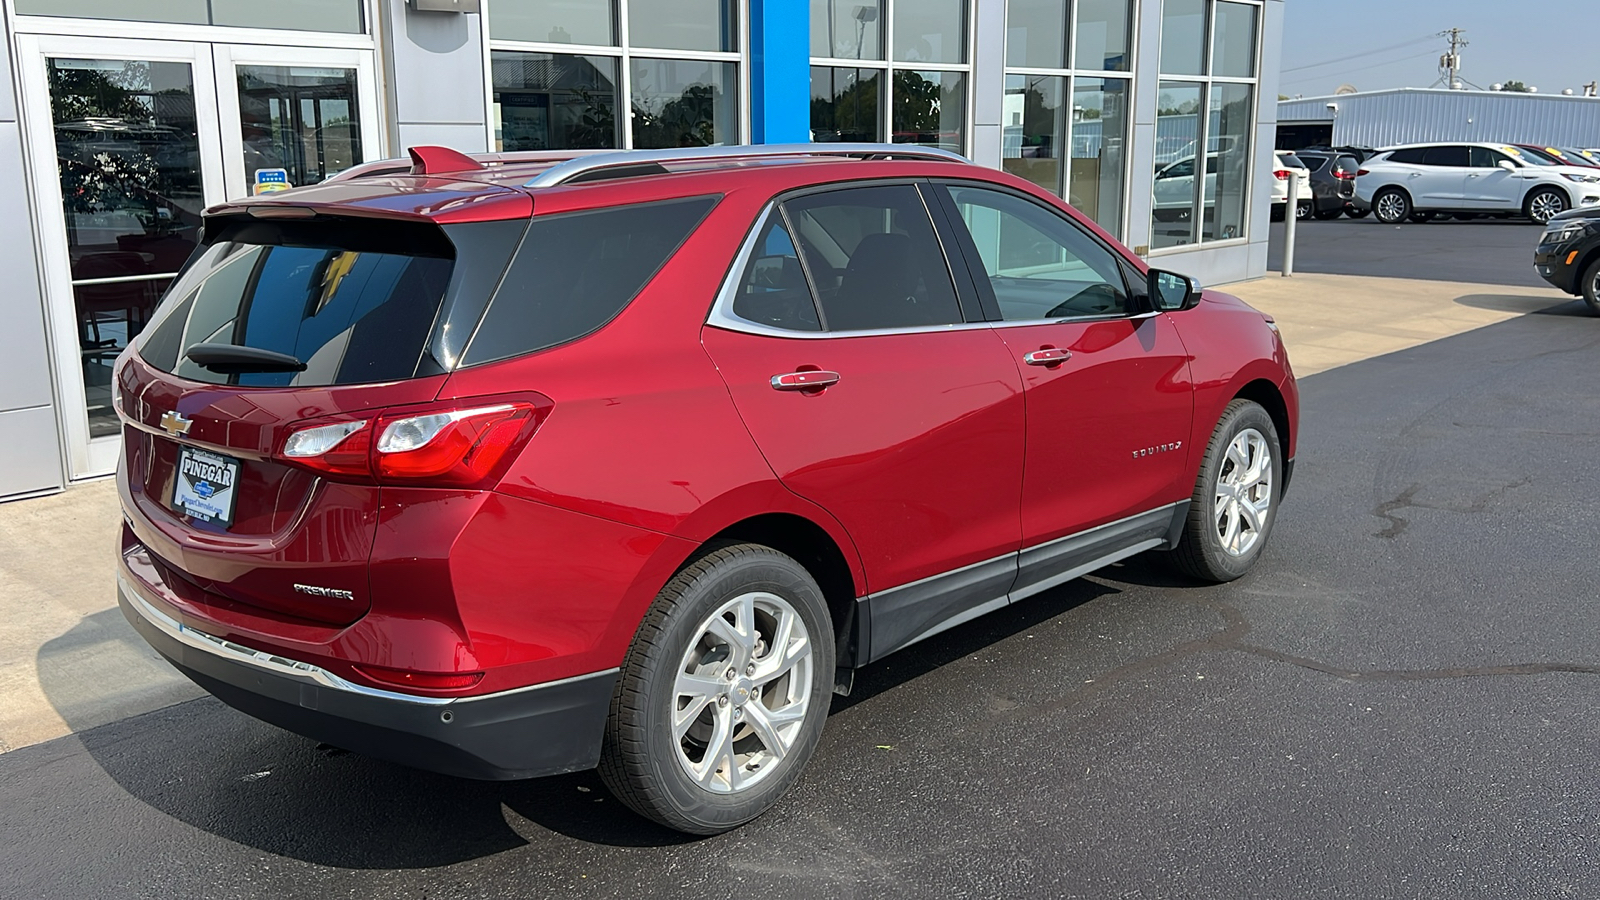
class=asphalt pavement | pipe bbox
[5,227,1599,899]
[1269,214,1550,287]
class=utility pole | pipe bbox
[1585,81,1598,98]
[1440,28,1467,90]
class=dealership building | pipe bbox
[0,0,1283,500]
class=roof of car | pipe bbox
[206,144,981,225]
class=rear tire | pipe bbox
[1169,400,1283,583]
[1345,208,1370,219]
[1373,188,1411,224]
[1408,211,1436,223]
[1525,187,1569,225]
[598,543,835,835]
[1581,257,1600,316]
[1295,200,1313,220]
[1313,208,1343,220]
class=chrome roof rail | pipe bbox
[522,143,972,189]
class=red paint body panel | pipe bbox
[993,315,1195,545]
[1178,290,1301,466]
[702,326,1026,593]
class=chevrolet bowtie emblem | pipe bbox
[160,410,193,436]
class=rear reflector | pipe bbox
[354,665,483,691]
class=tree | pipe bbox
[1502,80,1532,93]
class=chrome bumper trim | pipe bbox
[119,573,618,707]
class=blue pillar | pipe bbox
[749,0,812,143]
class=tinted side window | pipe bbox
[783,185,962,331]
[1421,146,1469,167]
[945,185,1129,320]
[1387,148,1427,165]
[1469,146,1510,168]
[464,196,717,365]
[731,213,821,332]
[1298,155,1329,173]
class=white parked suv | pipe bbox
[1355,142,1600,225]
[1270,150,1314,221]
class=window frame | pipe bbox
[927,178,1138,325]
[1149,0,1265,255]
[485,0,750,150]
[808,0,975,157]
[707,178,987,339]
[1000,0,1138,240]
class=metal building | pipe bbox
[0,0,1284,502]
[1278,87,1600,151]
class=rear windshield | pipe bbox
[1278,153,1307,169]
[138,217,456,387]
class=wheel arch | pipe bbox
[1233,378,1293,469]
[1523,182,1573,216]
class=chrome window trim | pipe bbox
[120,574,618,707]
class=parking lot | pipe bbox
[5,221,1600,899]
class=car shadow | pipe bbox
[1452,293,1590,316]
[40,567,1125,862]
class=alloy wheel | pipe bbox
[1375,192,1407,222]
[672,591,813,794]
[1214,428,1273,557]
[1530,191,1566,224]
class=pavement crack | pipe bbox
[1233,642,1600,682]
[1372,476,1531,539]
[1373,485,1419,539]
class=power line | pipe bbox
[1280,50,1439,86]
[1280,35,1436,74]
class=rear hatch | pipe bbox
[120,203,528,625]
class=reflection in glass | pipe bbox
[1005,0,1066,69]
[811,0,883,60]
[1203,83,1252,242]
[47,58,203,437]
[236,66,363,195]
[18,0,363,33]
[493,52,619,151]
[488,0,615,46]
[893,0,967,64]
[1075,0,1132,71]
[1151,81,1202,248]
[629,0,738,52]
[892,70,966,154]
[1158,0,1206,75]
[1002,74,1064,195]
[1070,77,1129,235]
[631,58,738,148]
[811,67,881,142]
[1212,2,1259,78]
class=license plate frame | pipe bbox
[172,446,241,528]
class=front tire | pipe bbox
[1169,400,1283,583]
[1345,207,1370,219]
[1526,187,1569,225]
[1295,200,1313,220]
[1581,257,1600,316]
[1373,188,1411,224]
[599,543,834,835]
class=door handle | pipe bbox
[1408,172,1423,178]
[1023,348,1073,367]
[771,370,841,391]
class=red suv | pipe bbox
[116,143,1298,835]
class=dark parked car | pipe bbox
[1292,150,1361,219]
[1535,207,1600,313]
[1516,144,1600,169]
[115,142,1298,835]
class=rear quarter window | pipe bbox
[462,195,718,365]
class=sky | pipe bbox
[1279,1,1600,98]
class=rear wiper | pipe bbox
[184,343,307,374]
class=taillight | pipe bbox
[1356,168,1370,177]
[1273,169,1290,179]
[278,394,550,488]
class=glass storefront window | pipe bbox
[1212,2,1259,78]
[489,0,615,46]
[47,57,205,437]
[812,0,884,60]
[891,70,965,153]
[1002,74,1064,194]
[1152,81,1202,249]
[811,67,882,142]
[631,58,738,148]
[894,0,967,64]
[630,0,738,53]
[493,52,619,151]
[236,66,362,193]
[1203,83,1252,241]
[17,0,364,33]
[1075,0,1132,72]
[1158,0,1207,76]
[1070,77,1128,234]
[1005,0,1066,69]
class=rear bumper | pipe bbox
[119,575,616,781]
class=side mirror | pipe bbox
[1497,160,1518,172]
[1148,268,1200,312]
